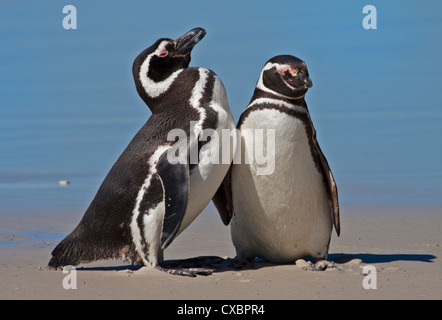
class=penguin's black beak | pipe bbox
[298,72,313,89]
[175,27,206,55]
[286,71,312,89]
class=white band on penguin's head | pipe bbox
[256,62,298,100]
[139,40,183,99]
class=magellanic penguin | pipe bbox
[213,55,340,269]
[48,28,236,276]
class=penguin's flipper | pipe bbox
[157,150,190,249]
[212,166,233,226]
[316,145,340,236]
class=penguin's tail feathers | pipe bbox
[47,234,90,269]
[48,227,139,269]
[47,228,115,269]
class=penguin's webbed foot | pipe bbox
[157,256,224,277]
[295,258,336,271]
[156,265,213,277]
[312,259,336,271]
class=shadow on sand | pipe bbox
[71,252,436,273]
[329,253,436,264]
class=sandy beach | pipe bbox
[0,205,441,300]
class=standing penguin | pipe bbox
[213,55,340,269]
[48,28,236,276]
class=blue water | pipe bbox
[1,0,441,238]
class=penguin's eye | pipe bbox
[159,47,168,58]
[284,70,294,81]
[278,67,297,78]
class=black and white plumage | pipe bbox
[48,28,236,275]
[214,55,340,267]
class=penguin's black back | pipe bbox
[49,117,167,267]
[48,68,214,268]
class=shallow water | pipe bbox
[0,231,65,247]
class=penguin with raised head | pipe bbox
[213,55,340,269]
[48,27,236,276]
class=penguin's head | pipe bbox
[257,55,313,100]
[132,27,206,104]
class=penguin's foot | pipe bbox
[156,265,213,277]
[312,259,336,271]
[157,256,224,277]
[295,258,336,271]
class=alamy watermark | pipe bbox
[62,263,378,290]
[362,5,377,29]
[62,265,77,290]
[57,3,380,293]
[167,121,275,176]
[62,5,77,30]
[63,5,377,31]
[362,265,377,289]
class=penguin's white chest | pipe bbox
[179,124,233,234]
[231,108,332,262]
